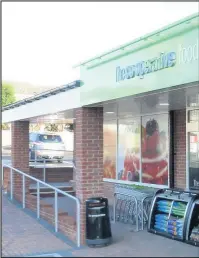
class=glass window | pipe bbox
[188,109,199,123]
[141,114,169,185]
[103,120,117,179]
[38,134,62,143]
[103,113,169,186]
[189,132,199,190]
[117,118,140,182]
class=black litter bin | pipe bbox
[86,197,112,247]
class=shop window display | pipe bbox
[103,120,117,179]
[117,119,140,182]
[103,113,169,186]
[188,132,199,190]
[141,114,169,185]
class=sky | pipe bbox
[2,2,199,88]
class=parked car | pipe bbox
[29,132,65,162]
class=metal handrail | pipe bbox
[2,163,81,247]
[29,148,74,182]
[29,157,74,182]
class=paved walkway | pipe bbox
[72,223,199,257]
[2,195,75,257]
[2,194,199,257]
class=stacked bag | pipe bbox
[154,200,186,238]
[154,214,168,233]
[172,202,186,217]
[167,217,184,237]
[156,200,171,213]
[154,200,172,233]
[190,225,199,242]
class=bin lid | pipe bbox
[86,197,107,204]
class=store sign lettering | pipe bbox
[179,39,198,64]
[116,52,176,82]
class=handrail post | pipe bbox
[43,159,46,182]
[10,168,13,200]
[34,149,36,166]
[113,193,116,223]
[2,163,4,187]
[76,200,80,247]
[55,191,58,232]
[22,175,25,208]
[37,181,40,218]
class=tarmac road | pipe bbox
[2,148,73,167]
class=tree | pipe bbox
[44,124,64,132]
[45,124,59,132]
[2,83,16,130]
[2,83,16,107]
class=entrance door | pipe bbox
[188,131,199,190]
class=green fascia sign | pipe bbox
[79,15,199,106]
[116,51,177,82]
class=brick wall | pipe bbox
[29,167,73,183]
[173,109,186,189]
[14,191,77,242]
[73,119,76,182]
[103,181,115,206]
[11,121,30,200]
[74,107,103,244]
[3,167,10,190]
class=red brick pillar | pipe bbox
[173,110,186,189]
[73,119,76,181]
[74,107,103,244]
[11,121,30,201]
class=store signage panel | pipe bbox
[116,38,198,83]
[116,52,176,82]
[80,27,199,106]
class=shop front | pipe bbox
[2,13,199,244]
[102,90,199,191]
[78,13,199,191]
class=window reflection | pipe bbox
[189,132,199,190]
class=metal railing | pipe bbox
[2,162,81,247]
[29,149,73,182]
[113,192,138,230]
[29,158,74,182]
[112,184,155,231]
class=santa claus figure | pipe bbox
[141,119,168,185]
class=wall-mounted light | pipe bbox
[159,103,169,106]
[105,111,115,114]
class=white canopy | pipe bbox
[2,81,82,123]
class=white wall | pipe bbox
[2,130,11,147]
[59,131,74,151]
